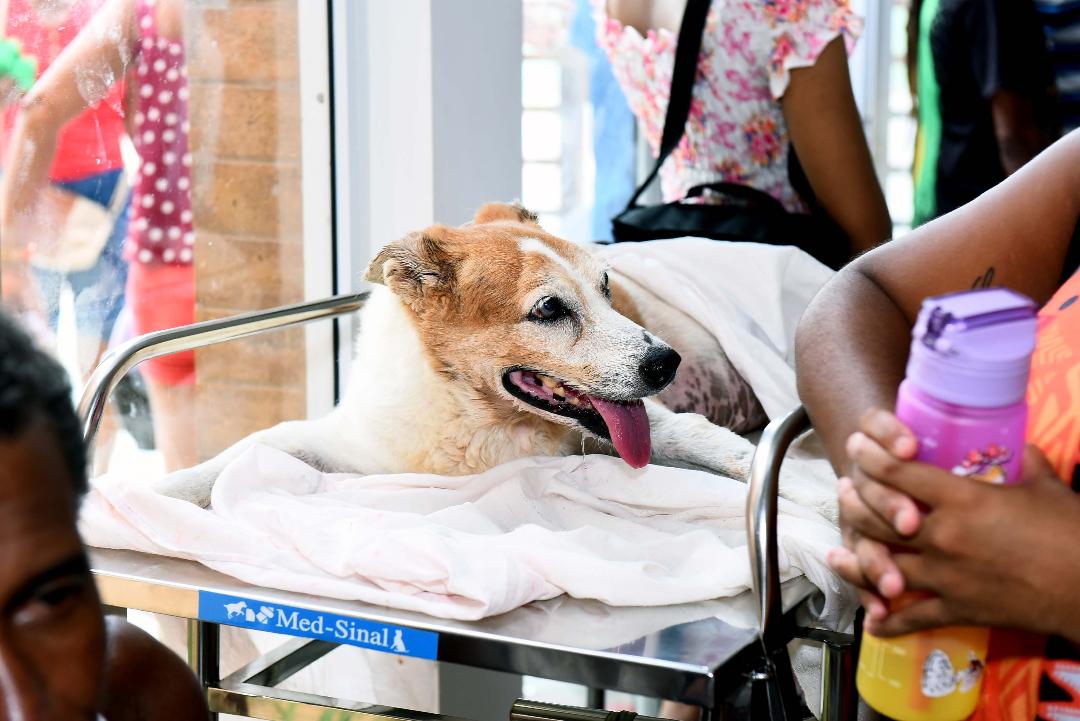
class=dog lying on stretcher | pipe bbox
[156,203,768,506]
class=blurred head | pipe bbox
[0,310,104,720]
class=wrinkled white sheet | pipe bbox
[82,447,853,623]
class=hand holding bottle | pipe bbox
[831,423,1080,644]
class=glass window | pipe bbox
[883,0,915,234]
[0,0,325,476]
[521,0,600,242]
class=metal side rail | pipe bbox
[746,407,858,721]
[209,637,467,721]
[78,291,369,458]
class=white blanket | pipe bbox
[598,238,834,420]
[83,447,853,623]
[82,239,852,625]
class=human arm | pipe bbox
[797,132,1080,627]
[974,0,1051,175]
[991,90,1046,175]
[781,37,892,253]
[796,130,1080,472]
[0,0,136,249]
[101,617,208,721]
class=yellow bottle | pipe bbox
[856,625,989,721]
[855,288,1038,719]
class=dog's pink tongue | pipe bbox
[588,398,651,469]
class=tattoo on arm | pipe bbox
[972,266,996,289]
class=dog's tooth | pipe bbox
[540,375,558,389]
[553,386,566,397]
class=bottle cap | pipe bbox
[906,288,1037,408]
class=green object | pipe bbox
[0,37,37,92]
[912,0,942,227]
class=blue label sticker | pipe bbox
[198,591,438,660]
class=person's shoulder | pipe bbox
[102,617,208,721]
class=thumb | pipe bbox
[1021,444,1063,487]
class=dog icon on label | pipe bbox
[391,630,407,653]
[922,650,985,697]
[224,601,247,620]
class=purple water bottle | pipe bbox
[857,288,1038,720]
[898,288,1037,485]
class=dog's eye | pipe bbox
[530,297,567,322]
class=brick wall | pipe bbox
[186,0,306,460]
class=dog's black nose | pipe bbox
[639,347,681,392]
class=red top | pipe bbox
[1,0,126,182]
[968,269,1080,721]
[125,0,193,266]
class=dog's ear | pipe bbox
[364,232,454,304]
[472,201,540,227]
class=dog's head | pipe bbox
[364,203,680,467]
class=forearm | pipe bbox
[795,266,911,472]
[782,38,892,254]
[997,131,1043,176]
[992,91,1046,176]
[2,0,136,243]
[0,106,62,247]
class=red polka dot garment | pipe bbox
[126,0,193,266]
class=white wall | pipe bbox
[331,0,523,382]
[334,0,523,283]
[431,2,523,226]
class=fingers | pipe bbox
[827,534,905,599]
[826,546,894,621]
[1021,444,1064,487]
[858,408,918,459]
[842,472,921,540]
[847,431,948,509]
[864,595,953,637]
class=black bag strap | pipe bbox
[623,0,712,210]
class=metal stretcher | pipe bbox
[78,293,857,721]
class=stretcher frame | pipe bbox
[79,293,857,721]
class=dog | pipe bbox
[155,202,767,506]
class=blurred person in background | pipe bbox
[1035,0,1080,135]
[595,0,892,258]
[0,0,131,377]
[2,0,196,471]
[909,0,1058,226]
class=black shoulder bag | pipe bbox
[610,0,851,271]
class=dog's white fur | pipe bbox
[155,204,766,506]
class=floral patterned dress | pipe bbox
[594,0,862,213]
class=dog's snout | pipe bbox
[639,347,680,392]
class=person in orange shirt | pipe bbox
[796,130,1080,718]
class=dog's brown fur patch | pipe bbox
[366,203,619,439]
